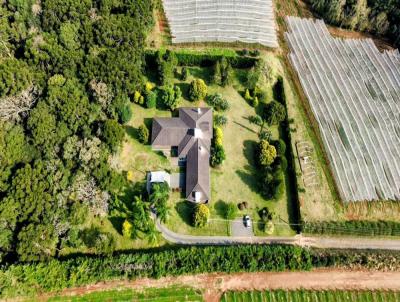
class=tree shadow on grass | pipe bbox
[235,69,248,85]
[233,121,257,134]
[175,82,190,101]
[109,216,125,235]
[235,140,262,196]
[144,117,153,129]
[188,66,213,84]
[214,199,228,218]
[243,139,257,166]
[175,200,195,226]
[125,125,139,140]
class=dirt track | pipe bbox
[38,269,400,302]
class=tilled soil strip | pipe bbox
[31,269,400,302]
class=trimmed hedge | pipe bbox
[274,77,302,232]
[145,50,257,69]
[311,248,400,271]
[3,245,400,298]
[0,245,311,297]
[303,220,400,237]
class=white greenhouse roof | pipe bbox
[285,17,400,202]
[162,0,278,48]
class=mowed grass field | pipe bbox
[114,62,296,237]
[221,290,400,302]
[48,287,203,302]
[164,65,295,236]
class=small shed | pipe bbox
[146,171,171,193]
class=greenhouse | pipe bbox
[162,0,278,47]
[285,17,400,202]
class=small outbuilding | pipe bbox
[146,171,171,193]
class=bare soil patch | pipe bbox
[37,269,400,302]
[327,26,395,52]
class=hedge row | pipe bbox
[303,220,400,237]
[145,49,258,69]
[3,245,400,298]
[274,77,302,232]
[311,248,400,271]
[0,245,311,298]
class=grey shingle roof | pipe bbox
[185,139,211,202]
[151,107,213,202]
[151,118,188,146]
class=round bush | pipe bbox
[146,90,157,108]
[188,79,207,101]
[193,204,210,227]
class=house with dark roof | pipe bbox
[151,107,213,203]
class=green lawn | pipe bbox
[164,65,295,236]
[113,61,296,237]
[48,286,203,302]
[221,290,400,302]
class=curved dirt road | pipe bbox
[44,270,400,302]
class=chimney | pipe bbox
[196,108,201,114]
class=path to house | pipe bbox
[153,215,400,250]
[42,270,400,302]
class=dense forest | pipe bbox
[0,0,154,262]
[307,0,400,47]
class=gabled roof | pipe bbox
[185,139,211,202]
[151,117,188,146]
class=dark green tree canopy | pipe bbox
[264,101,286,125]
[0,0,154,263]
[0,59,32,97]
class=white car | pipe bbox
[243,215,251,228]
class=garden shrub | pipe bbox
[122,220,132,238]
[138,124,149,144]
[188,79,207,101]
[244,88,252,102]
[258,140,277,166]
[80,227,115,255]
[145,82,155,92]
[211,126,225,167]
[193,204,210,227]
[252,96,259,107]
[211,144,226,167]
[133,90,144,105]
[214,127,223,146]
[249,115,263,127]
[277,156,288,171]
[258,130,272,141]
[145,90,157,108]
[181,67,189,80]
[264,101,286,125]
[213,57,233,86]
[160,85,182,110]
[272,139,286,155]
[225,203,238,220]
[214,115,228,127]
[206,93,230,112]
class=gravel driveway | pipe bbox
[231,218,254,237]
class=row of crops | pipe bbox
[285,17,400,202]
[221,290,400,302]
[162,0,278,47]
